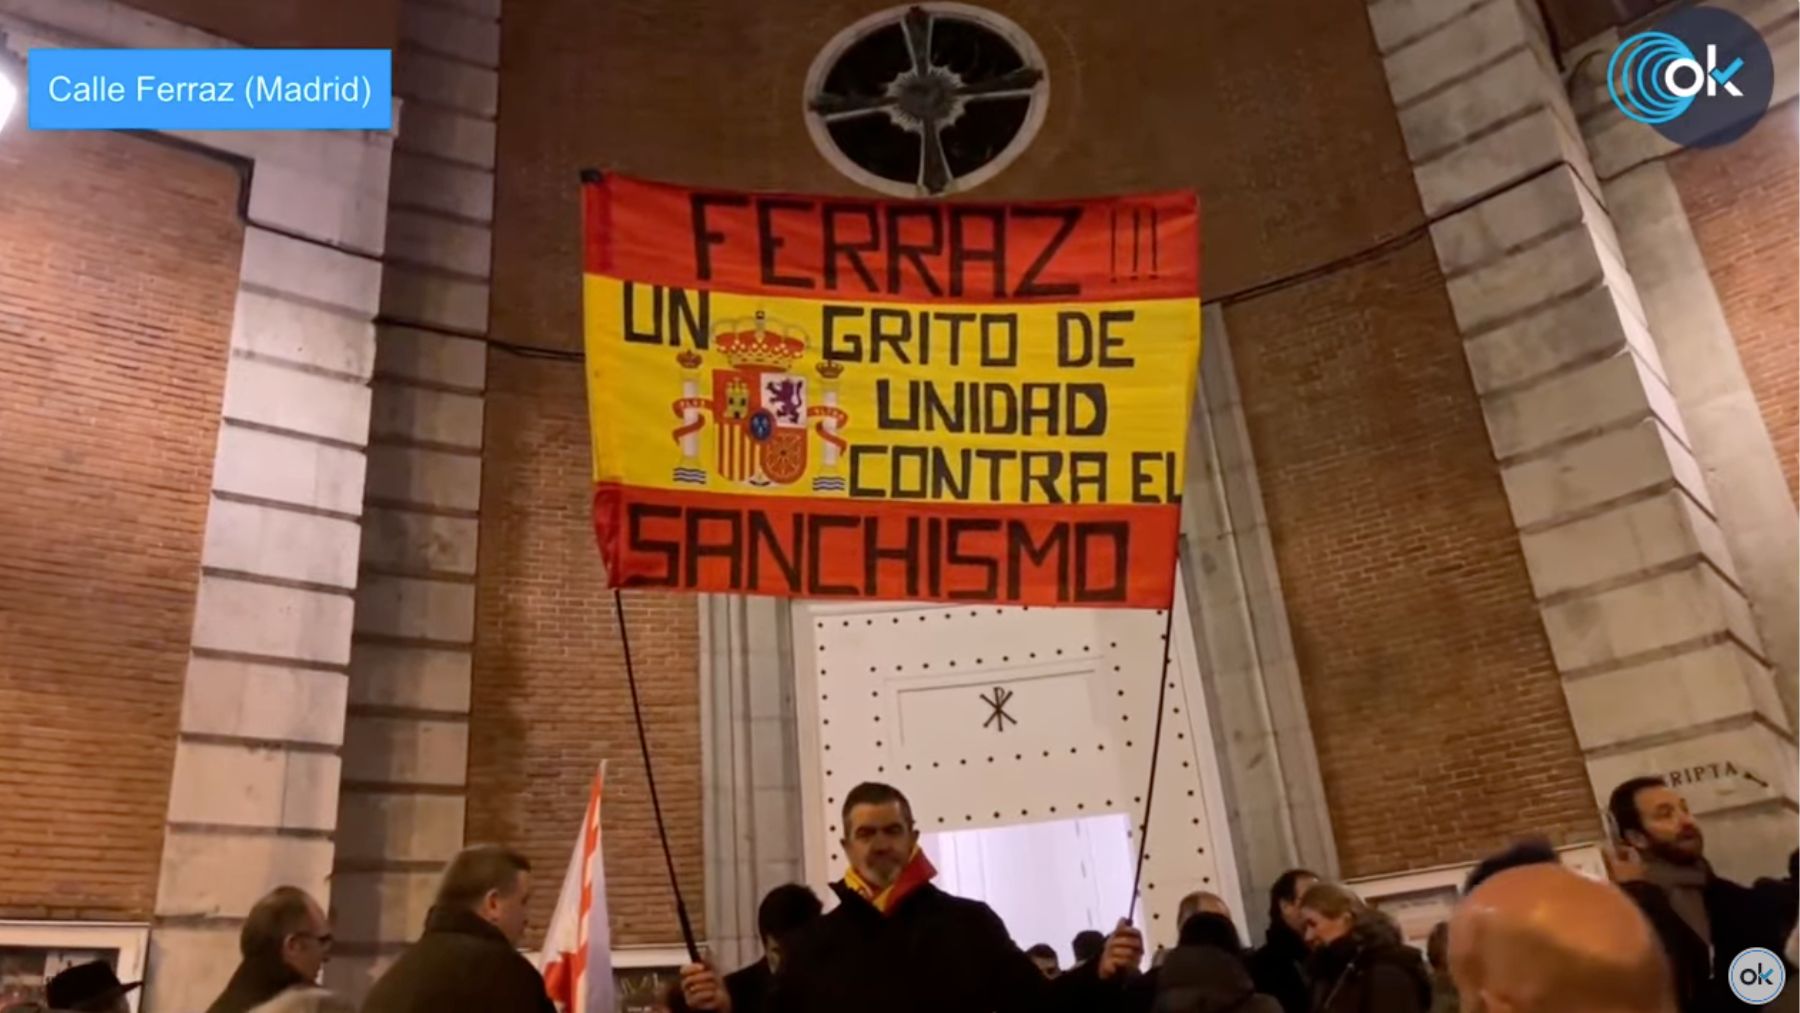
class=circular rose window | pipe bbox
[804,4,1049,197]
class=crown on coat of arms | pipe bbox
[714,311,807,369]
[815,360,844,380]
[676,349,704,369]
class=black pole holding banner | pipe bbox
[613,588,702,963]
[587,164,699,964]
[1127,603,1179,926]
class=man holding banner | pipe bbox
[678,781,1145,1013]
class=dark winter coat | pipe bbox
[1620,862,1798,1013]
[1246,923,1311,1013]
[205,955,346,1013]
[1306,922,1431,1013]
[1152,942,1284,1013]
[765,881,1126,1013]
[360,906,555,1013]
[725,957,774,1013]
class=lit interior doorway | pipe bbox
[920,812,1136,968]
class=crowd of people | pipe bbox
[20,775,1795,1013]
[672,776,1797,1013]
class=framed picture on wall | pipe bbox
[611,946,688,1013]
[0,922,148,1013]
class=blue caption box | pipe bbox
[29,49,391,130]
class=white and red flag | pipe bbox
[540,761,615,1013]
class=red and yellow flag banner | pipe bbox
[582,173,1202,608]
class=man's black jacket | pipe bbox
[765,881,1127,1013]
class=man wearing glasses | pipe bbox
[204,886,352,1013]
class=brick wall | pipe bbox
[465,353,705,947]
[122,0,399,47]
[489,0,1420,357]
[1223,238,1601,877]
[1669,111,1799,503]
[0,129,244,918]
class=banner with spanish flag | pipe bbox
[582,173,1201,608]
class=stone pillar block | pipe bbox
[361,507,480,576]
[395,48,497,118]
[333,1,497,989]
[1481,350,1678,461]
[1500,419,1710,529]
[166,741,342,831]
[390,153,495,223]
[336,792,467,865]
[385,212,495,279]
[347,642,473,712]
[394,105,498,171]
[238,227,382,316]
[212,425,368,516]
[365,444,482,512]
[156,832,336,919]
[1381,0,1545,106]
[332,869,440,947]
[1519,489,1738,599]
[201,498,363,590]
[353,575,476,644]
[1540,563,1764,674]
[369,382,485,450]
[192,575,358,667]
[1565,641,1789,751]
[1462,283,1661,395]
[147,925,238,1013]
[220,357,373,446]
[179,658,350,747]
[381,265,491,335]
[232,289,378,379]
[376,326,488,390]
[341,716,470,787]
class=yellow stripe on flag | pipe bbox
[583,276,1200,508]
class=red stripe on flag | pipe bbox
[593,483,1180,608]
[581,174,1200,304]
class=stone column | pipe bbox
[146,150,393,1013]
[1365,0,1797,880]
[1564,2,1799,731]
[699,595,806,971]
[328,0,498,996]
[1179,306,1340,929]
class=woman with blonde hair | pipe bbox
[1296,883,1431,1013]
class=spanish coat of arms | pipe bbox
[669,311,850,493]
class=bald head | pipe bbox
[1177,890,1232,928]
[1449,864,1673,1013]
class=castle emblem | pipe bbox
[670,311,850,492]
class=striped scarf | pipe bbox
[844,847,938,914]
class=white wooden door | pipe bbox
[791,567,1243,950]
